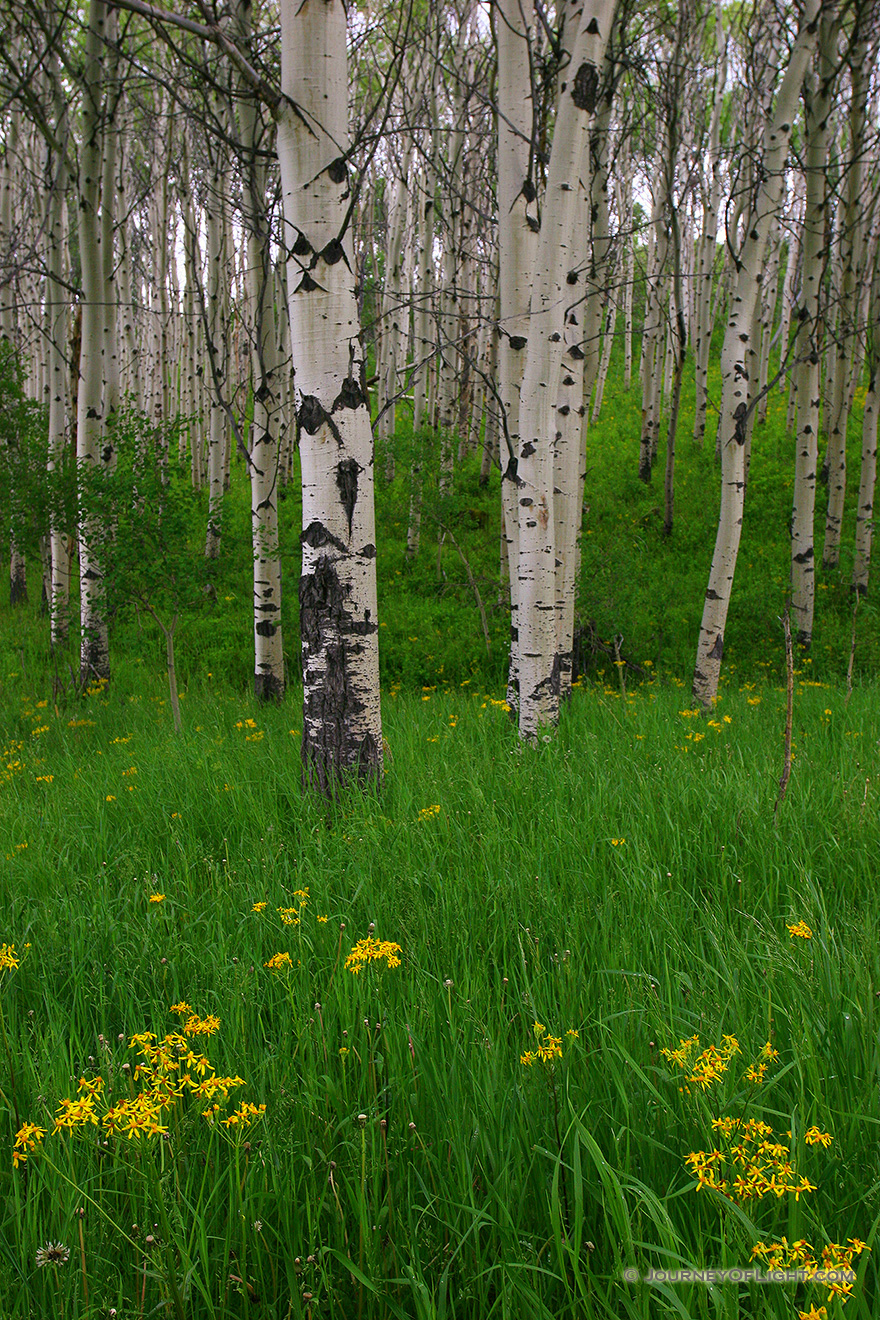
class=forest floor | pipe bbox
[1,366,878,1317]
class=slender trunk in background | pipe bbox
[203,135,229,559]
[790,19,835,647]
[777,172,805,384]
[755,220,781,424]
[0,107,26,606]
[278,0,382,791]
[693,0,821,706]
[822,17,872,569]
[100,20,120,425]
[693,0,726,445]
[46,61,70,644]
[236,0,284,701]
[406,156,436,560]
[639,178,667,481]
[77,0,112,684]
[852,249,880,595]
[377,137,415,467]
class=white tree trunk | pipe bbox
[278,0,382,789]
[852,258,880,594]
[495,0,539,709]
[822,23,873,569]
[516,0,618,740]
[693,0,821,705]
[790,23,835,648]
[203,142,229,559]
[45,66,70,644]
[236,0,285,701]
[77,0,112,683]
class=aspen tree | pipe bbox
[203,129,230,559]
[77,0,113,683]
[235,0,284,701]
[277,0,383,789]
[495,0,538,708]
[822,10,876,568]
[0,104,26,606]
[515,0,618,741]
[791,11,836,648]
[851,244,880,594]
[693,0,727,446]
[692,0,822,706]
[45,58,70,644]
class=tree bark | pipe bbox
[693,0,821,706]
[278,0,383,791]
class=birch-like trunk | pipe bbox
[692,0,821,706]
[376,138,414,457]
[777,173,805,380]
[236,0,284,701]
[495,0,538,709]
[692,0,726,445]
[516,0,617,740]
[278,0,382,790]
[77,0,112,684]
[790,24,834,647]
[0,107,26,606]
[852,258,880,594]
[45,68,70,644]
[639,180,667,481]
[203,142,229,559]
[822,22,872,569]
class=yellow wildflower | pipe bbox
[223,1102,266,1127]
[182,1013,220,1037]
[252,901,267,912]
[12,1121,46,1167]
[265,951,293,971]
[787,920,813,939]
[149,894,165,903]
[345,936,402,974]
[0,943,19,971]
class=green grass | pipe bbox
[1,357,879,1316]
[1,661,879,1317]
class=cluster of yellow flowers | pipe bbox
[686,1117,827,1203]
[661,1032,748,1090]
[751,1237,869,1308]
[169,1002,221,1037]
[265,951,293,972]
[12,1004,263,1165]
[520,1022,578,1066]
[345,936,402,974]
[417,805,441,822]
[787,920,813,939]
[0,943,19,972]
[251,891,312,926]
[278,890,309,926]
